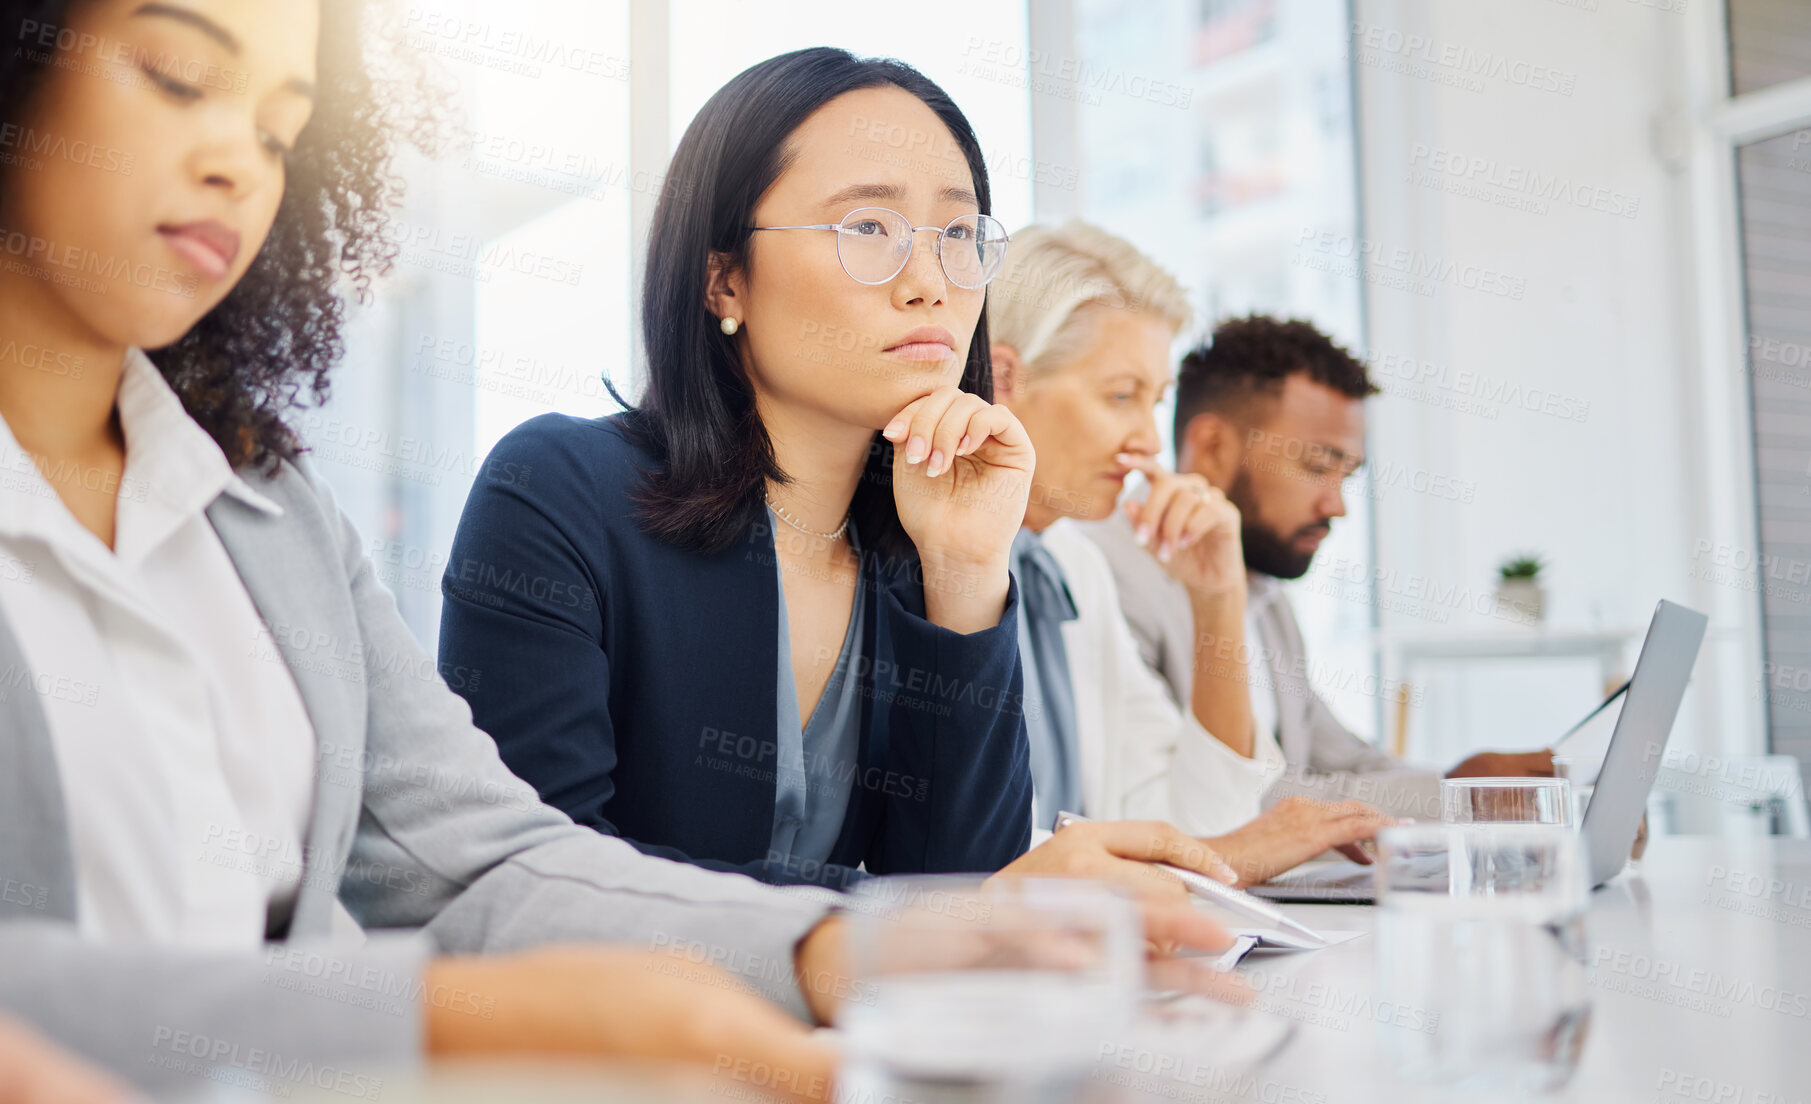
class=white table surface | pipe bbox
[263,838,1810,1104]
[1246,836,1811,1103]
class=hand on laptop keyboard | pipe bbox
[1202,797,1397,888]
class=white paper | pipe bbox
[1231,927,1366,955]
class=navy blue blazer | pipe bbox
[437,413,1033,889]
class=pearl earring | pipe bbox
[720,316,739,335]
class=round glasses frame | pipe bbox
[749,207,1010,289]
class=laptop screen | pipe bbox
[1553,681,1629,788]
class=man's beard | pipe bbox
[1226,470,1328,580]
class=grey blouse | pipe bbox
[768,510,866,867]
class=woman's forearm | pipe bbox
[918,553,1011,634]
[1188,589,1255,757]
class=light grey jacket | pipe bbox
[0,458,829,1094]
[1082,510,1442,821]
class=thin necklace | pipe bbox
[766,495,850,541]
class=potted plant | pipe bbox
[1496,552,1547,624]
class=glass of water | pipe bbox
[836,876,1142,1104]
[1550,757,1596,826]
[1442,776,1573,826]
[1373,824,1593,1092]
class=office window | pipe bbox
[1740,126,1811,768]
[1057,0,1377,740]
[664,0,1035,227]
[1728,0,1811,95]
[303,0,633,646]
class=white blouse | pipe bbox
[1038,519,1284,839]
[0,348,317,947]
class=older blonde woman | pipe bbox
[988,221,1388,882]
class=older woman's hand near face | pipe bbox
[883,385,1035,633]
[1120,457,1244,600]
[0,1015,136,1104]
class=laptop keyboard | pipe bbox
[1266,861,1376,888]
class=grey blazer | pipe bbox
[0,458,829,1094]
[1081,510,1442,821]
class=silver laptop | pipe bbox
[1249,599,1709,903]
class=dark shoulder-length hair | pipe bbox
[0,0,441,471]
[617,47,996,564]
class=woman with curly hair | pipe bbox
[0,0,422,483]
[0,0,867,1095]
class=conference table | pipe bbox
[1247,836,1811,1102]
[271,837,1809,1104]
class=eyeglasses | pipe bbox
[750,207,1010,289]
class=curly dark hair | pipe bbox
[1172,313,1378,439]
[0,0,444,471]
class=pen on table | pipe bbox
[1052,810,1328,949]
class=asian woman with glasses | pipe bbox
[438,48,1250,897]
